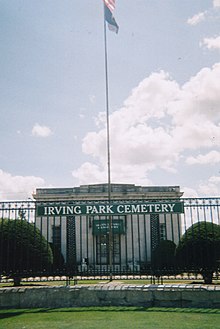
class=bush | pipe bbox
[151,240,176,275]
[175,221,220,283]
[0,218,53,285]
[49,243,65,271]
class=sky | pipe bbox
[0,0,220,200]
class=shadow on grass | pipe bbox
[1,306,220,320]
[0,312,23,320]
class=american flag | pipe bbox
[104,0,116,13]
[103,0,119,33]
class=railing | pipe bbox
[0,198,219,284]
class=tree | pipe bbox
[49,243,65,271]
[152,240,176,275]
[175,221,220,284]
[0,218,53,285]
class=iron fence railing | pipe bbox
[0,198,220,284]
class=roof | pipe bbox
[33,183,183,201]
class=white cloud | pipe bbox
[182,187,199,198]
[169,64,220,151]
[201,36,220,50]
[186,150,220,165]
[72,162,107,185]
[32,123,53,138]
[213,0,220,7]
[72,162,152,186]
[187,12,206,26]
[187,2,220,27]
[198,176,220,196]
[72,63,220,188]
[0,169,45,200]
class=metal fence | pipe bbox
[0,198,220,283]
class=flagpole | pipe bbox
[104,7,112,205]
[103,3,113,281]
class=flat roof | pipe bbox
[35,183,181,195]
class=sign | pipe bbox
[36,201,184,216]
[92,219,124,235]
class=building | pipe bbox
[33,183,183,274]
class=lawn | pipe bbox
[0,307,220,329]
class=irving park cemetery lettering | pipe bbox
[37,201,184,217]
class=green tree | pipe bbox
[175,221,220,284]
[49,243,65,271]
[152,240,176,275]
[0,218,53,285]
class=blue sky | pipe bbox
[0,0,220,200]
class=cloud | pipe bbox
[182,187,199,198]
[187,12,206,26]
[213,0,220,7]
[187,1,220,26]
[72,162,107,185]
[198,176,220,196]
[32,123,53,138]
[201,36,220,50]
[72,63,220,187]
[0,169,45,200]
[186,150,220,165]
[72,162,152,186]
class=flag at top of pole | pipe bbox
[103,0,119,33]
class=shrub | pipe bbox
[49,243,65,271]
[0,218,53,285]
[175,221,220,283]
[151,240,176,275]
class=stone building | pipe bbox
[33,183,183,273]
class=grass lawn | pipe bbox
[0,307,220,329]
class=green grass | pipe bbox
[0,307,220,329]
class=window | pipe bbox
[52,225,61,249]
[94,215,124,265]
[96,234,108,264]
[159,223,166,241]
[96,234,120,265]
